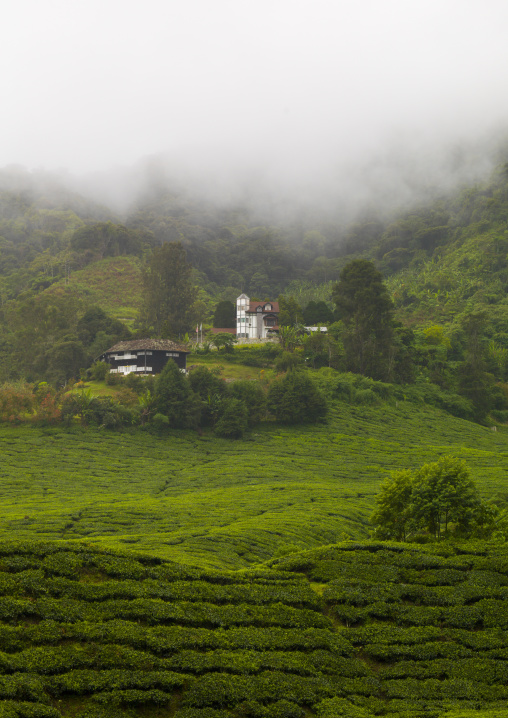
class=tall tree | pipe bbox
[458,311,495,422]
[141,242,196,338]
[303,300,334,326]
[267,371,327,424]
[212,300,236,328]
[278,295,303,327]
[332,259,395,381]
[154,359,200,429]
[371,456,495,541]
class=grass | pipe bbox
[1,398,508,570]
[187,354,270,381]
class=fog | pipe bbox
[3,0,508,218]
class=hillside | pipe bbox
[45,256,143,324]
[1,394,508,570]
[0,540,507,717]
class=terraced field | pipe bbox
[0,541,507,717]
[0,399,508,569]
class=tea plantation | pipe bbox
[0,541,506,717]
[2,401,508,716]
[1,399,508,569]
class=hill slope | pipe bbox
[2,397,508,569]
[0,540,507,717]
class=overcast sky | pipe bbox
[3,0,508,207]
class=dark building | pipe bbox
[99,339,190,375]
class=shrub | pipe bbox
[106,372,122,386]
[89,362,110,381]
[0,383,34,423]
[154,360,200,429]
[214,399,249,439]
[228,381,266,426]
[267,371,327,424]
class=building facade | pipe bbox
[236,293,279,339]
[99,339,189,375]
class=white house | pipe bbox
[236,293,279,339]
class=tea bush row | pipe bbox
[362,641,474,662]
[273,544,508,577]
[0,702,61,718]
[91,688,173,705]
[323,579,508,607]
[0,573,319,608]
[346,625,508,653]
[0,597,330,628]
[181,671,381,708]
[379,658,508,684]
[382,678,508,701]
[165,649,367,677]
[331,600,508,628]
[0,645,363,680]
[0,621,351,655]
[48,668,188,695]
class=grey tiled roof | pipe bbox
[104,339,190,353]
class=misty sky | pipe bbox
[3,0,508,201]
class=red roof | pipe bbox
[247,301,279,313]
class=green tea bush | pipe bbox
[262,700,305,718]
[315,697,373,717]
[0,703,61,718]
[0,675,47,702]
[346,625,442,646]
[363,642,472,662]
[92,688,173,704]
[174,710,232,718]
[353,389,379,405]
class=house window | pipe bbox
[257,306,262,312]
[166,352,180,357]
[265,304,272,311]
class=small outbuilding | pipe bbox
[99,339,190,375]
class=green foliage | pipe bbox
[333,259,395,381]
[228,380,266,427]
[274,351,303,373]
[411,456,485,539]
[371,457,494,541]
[303,301,334,326]
[88,362,110,381]
[0,383,34,423]
[0,540,505,714]
[370,471,414,541]
[77,306,130,348]
[154,359,200,429]
[267,371,327,424]
[60,391,135,428]
[212,301,236,329]
[210,333,237,353]
[277,296,303,327]
[214,398,249,439]
[140,241,196,337]
[188,366,227,427]
[70,222,145,261]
